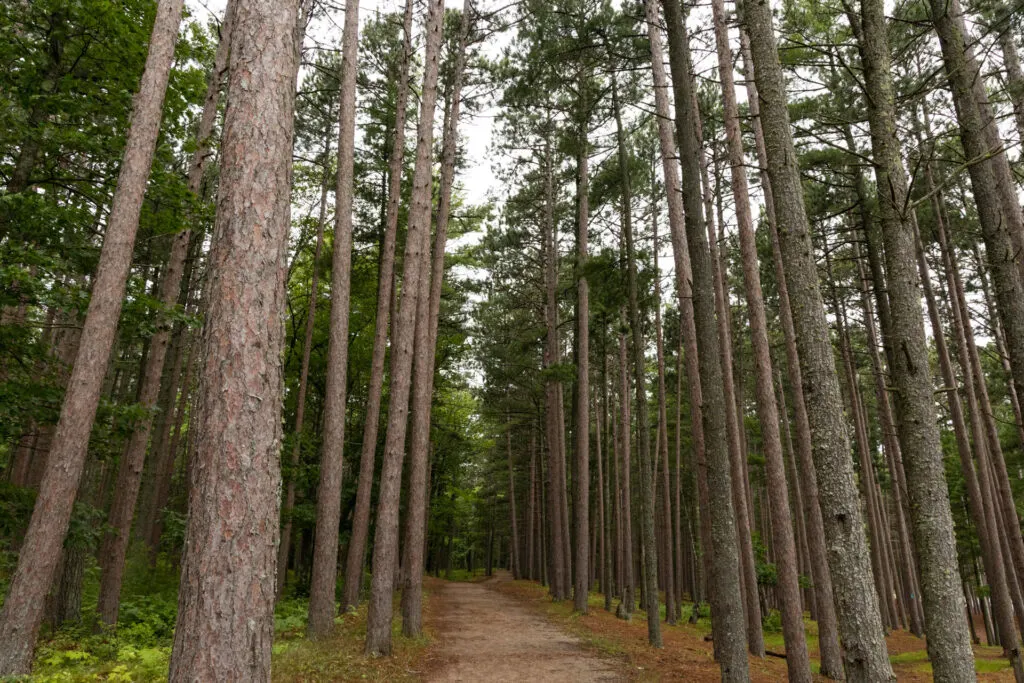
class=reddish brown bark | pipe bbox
[97,7,232,624]
[709,0,808,672]
[167,0,299,676]
[615,329,634,618]
[661,0,748,674]
[573,86,592,615]
[734,26,844,674]
[645,5,713,634]
[652,204,676,625]
[400,2,471,636]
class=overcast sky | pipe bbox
[188,0,500,209]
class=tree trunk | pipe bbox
[0,0,185,672]
[616,329,634,617]
[612,79,661,647]
[573,78,591,615]
[918,225,1024,675]
[542,128,569,602]
[840,301,898,632]
[341,0,414,613]
[741,0,894,676]
[707,150,764,656]
[364,0,444,656]
[508,424,521,579]
[736,24,845,676]
[277,163,329,599]
[597,365,610,607]
[929,0,1024,445]
[646,1,715,644]
[846,1,974,673]
[98,8,233,622]
[709,0,808,673]
[852,236,924,636]
[306,0,360,639]
[167,0,298,677]
[660,0,748,675]
[652,201,677,625]
[400,1,471,636]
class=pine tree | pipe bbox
[306,0,360,639]
[741,0,895,676]
[167,0,300,676]
[660,0,748,675]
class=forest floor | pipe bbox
[482,573,1016,682]
[421,571,623,681]
[19,559,1017,681]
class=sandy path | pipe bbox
[426,572,624,682]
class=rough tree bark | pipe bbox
[0,0,185,672]
[706,145,764,658]
[306,0,360,639]
[574,68,591,615]
[652,203,677,625]
[845,1,975,673]
[341,0,414,613]
[166,0,299,677]
[364,0,444,656]
[645,3,715,641]
[916,218,1024,675]
[661,0,749,676]
[542,126,569,602]
[741,0,894,676]
[616,329,634,617]
[929,0,1024,442]
[736,24,844,676]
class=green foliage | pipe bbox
[762,609,783,633]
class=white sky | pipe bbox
[189,0,500,209]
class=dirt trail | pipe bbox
[425,571,624,682]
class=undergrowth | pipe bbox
[0,546,433,682]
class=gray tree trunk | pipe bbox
[660,0,749,676]
[741,0,895,676]
[916,216,1024,675]
[736,24,845,676]
[845,3,975,671]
